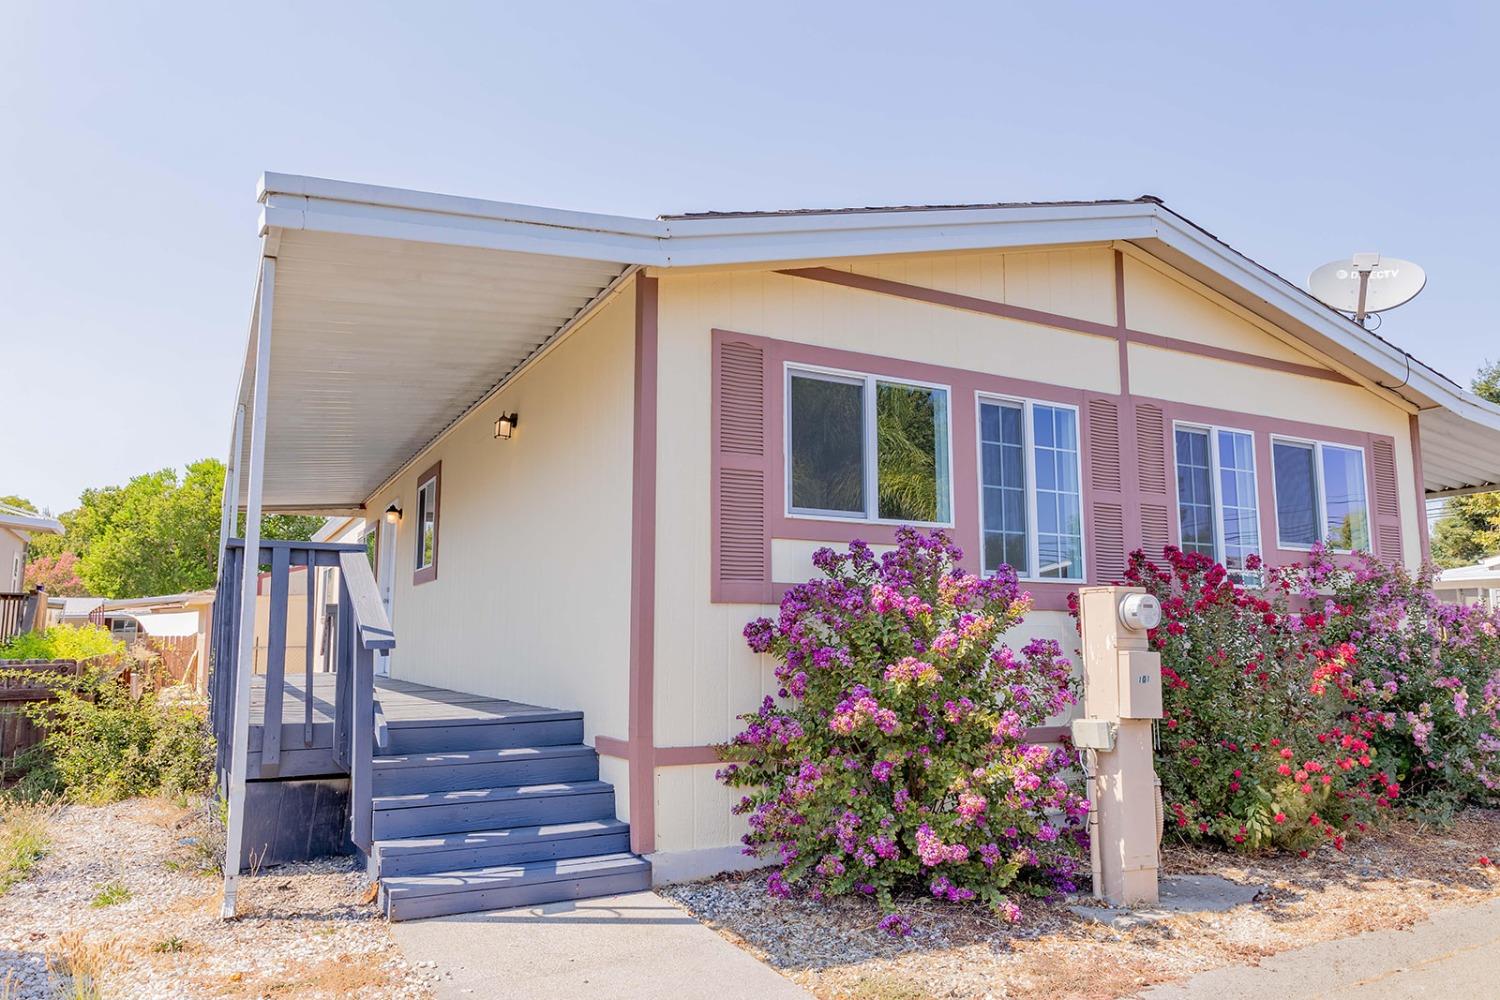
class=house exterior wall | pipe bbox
[366,285,638,808]
[647,245,1421,859]
[0,530,25,591]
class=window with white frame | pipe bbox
[1174,424,1262,581]
[413,466,440,582]
[1271,438,1369,552]
[786,366,952,525]
[978,396,1084,580]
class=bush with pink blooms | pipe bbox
[1121,543,1500,854]
[718,528,1087,931]
[1279,548,1500,824]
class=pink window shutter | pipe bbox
[1085,396,1129,584]
[1370,437,1404,564]
[1134,402,1174,561]
[712,334,772,602]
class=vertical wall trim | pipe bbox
[1410,412,1431,565]
[1114,250,1130,396]
[628,274,659,855]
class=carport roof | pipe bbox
[235,173,1500,511]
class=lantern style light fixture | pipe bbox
[384,502,402,525]
[494,412,519,440]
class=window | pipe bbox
[413,462,441,584]
[786,367,952,524]
[1174,425,1261,581]
[978,397,1084,580]
[1272,439,1369,552]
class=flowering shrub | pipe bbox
[1120,548,1394,852]
[1280,549,1500,823]
[719,528,1087,929]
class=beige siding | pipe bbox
[847,246,1118,327]
[1123,254,1330,367]
[371,286,636,752]
[651,247,1422,854]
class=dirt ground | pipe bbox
[0,798,436,1000]
[661,809,1500,1000]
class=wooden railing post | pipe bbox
[259,544,291,774]
[350,641,374,851]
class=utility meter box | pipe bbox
[1117,649,1162,719]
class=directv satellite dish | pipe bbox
[1308,253,1426,327]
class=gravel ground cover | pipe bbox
[0,798,436,1000]
[661,809,1500,1000]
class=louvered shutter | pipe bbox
[712,335,772,602]
[1086,397,1128,583]
[1134,402,1174,560]
[1370,437,1404,564]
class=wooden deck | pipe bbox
[247,674,562,779]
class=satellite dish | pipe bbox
[1308,253,1426,325]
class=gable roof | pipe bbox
[241,174,1500,508]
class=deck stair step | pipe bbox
[380,709,584,754]
[372,818,632,877]
[363,686,646,920]
[371,780,617,840]
[372,744,599,795]
[379,852,651,921]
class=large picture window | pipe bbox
[978,397,1084,580]
[1271,438,1369,552]
[1174,424,1261,582]
[787,366,952,525]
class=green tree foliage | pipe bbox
[34,460,324,599]
[0,496,37,513]
[1430,359,1500,568]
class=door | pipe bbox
[375,520,397,677]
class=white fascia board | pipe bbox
[258,172,667,239]
[0,512,62,534]
[260,193,662,265]
[659,209,1159,267]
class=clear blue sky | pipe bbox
[3,1,1496,514]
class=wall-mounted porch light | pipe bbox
[494,412,519,440]
[384,502,402,525]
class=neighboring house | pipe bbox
[212,175,1500,918]
[0,503,62,593]
[1435,554,1500,609]
[55,591,216,688]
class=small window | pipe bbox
[1175,425,1261,582]
[1272,439,1368,552]
[979,397,1084,580]
[786,367,952,525]
[413,462,441,584]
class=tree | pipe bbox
[1430,359,1500,568]
[23,551,86,596]
[0,495,37,513]
[39,459,326,598]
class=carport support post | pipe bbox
[1078,586,1162,906]
[222,254,275,919]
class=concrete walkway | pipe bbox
[391,890,812,1000]
[1142,896,1500,999]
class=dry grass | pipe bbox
[47,931,126,1000]
[0,800,53,895]
[665,809,1500,1000]
[0,797,432,1000]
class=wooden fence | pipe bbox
[0,659,83,761]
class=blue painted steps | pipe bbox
[381,853,652,922]
[367,692,649,921]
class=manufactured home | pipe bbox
[209,175,1500,919]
